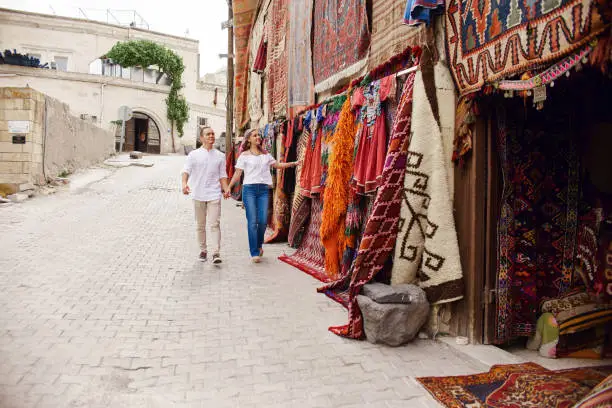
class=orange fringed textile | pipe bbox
[320,95,358,278]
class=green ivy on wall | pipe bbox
[106,40,189,137]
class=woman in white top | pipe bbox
[226,129,298,262]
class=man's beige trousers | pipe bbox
[193,200,221,255]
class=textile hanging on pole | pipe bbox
[288,0,315,109]
[248,0,272,124]
[267,0,289,118]
[312,0,370,93]
[318,71,418,339]
[391,70,464,304]
[299,107,325,197]
[288,120,310,247]
[351,75,396,195]
[265,122,291,243]
[233,0,259,128]
[495,100,580,344]
[369,0,427,69]
[279,198,329,282]
[444,0,610,96]
[403,0,444,26]
[320,96,358,279]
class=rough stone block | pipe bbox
[357,285,430,347]
[362,283,416,304]
[130,151,143,159]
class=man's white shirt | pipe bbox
[183,148,227,201]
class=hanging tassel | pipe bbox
[589,35,611,75]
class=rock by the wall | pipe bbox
[357,285,430,347]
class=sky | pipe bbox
[0,0,229,76]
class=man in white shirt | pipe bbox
[182,127,229,264]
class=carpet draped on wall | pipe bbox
[312,0,371,93]
[247,0,272,125]
[369,0,427,70]
[233,0,259,128]
[444,0,610,95]
[267,0,289,118]
[288,0,315,109]
[391,70,464,304]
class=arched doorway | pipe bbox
[115,111,162,154]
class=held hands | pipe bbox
[222,187,231,199]
[182,184,191,195]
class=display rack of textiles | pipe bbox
[277,46,453,339]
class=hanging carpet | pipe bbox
[417,362,612,408]
[391,70,464,304]
[288,0,315,109]
[288,119,310,248]
[267,0,289,118]
[369,0,427,69]
[265,122,290,244]
[318,70,418,339]
[321,96,358,279]
[312,0,371,93]
[247,0,272,124]
[232,0,258,128]
[444,0,610,96]
[279,198,329,283]
[495,100,580,344]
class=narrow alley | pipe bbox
[0,156,488,408]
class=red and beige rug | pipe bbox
[417,363,612,408]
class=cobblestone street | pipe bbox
[0,156,489,408]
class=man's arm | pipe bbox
[182,172,190,195]
[220,177,229,198]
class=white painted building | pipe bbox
[0,7,227,154]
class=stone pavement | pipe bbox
[0,155,489,408]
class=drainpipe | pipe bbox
[42,98,48,183]
[100,83,105,127]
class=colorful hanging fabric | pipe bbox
[403,0,444,26]
[265,122,290,244]
[267,0,289,118]
[312,0,370,93]
[232,0,258,128]
[391,70,464,304]
[300,107,325,197]
[289,118,310,247]
[288,0,315,109]
[320,96,358,279]
[444,0,610,96]
[252,38,267,74]
[320,110,340,188]
[318,71,417,339]
[495,100,580,343]
[369,0,427,69]
[280,198,329,282]
[351,75,396,195]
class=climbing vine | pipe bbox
[105,40,189,137]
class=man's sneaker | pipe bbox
[198,252,207,262]
[212,254,222,264]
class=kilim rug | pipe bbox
[312,0,370,93]
[391,70,464,304]
[267,0,289,118]
[247,0,272,125]
[369,0,427,70]
[265,122,290,244]
[279,198,329,283]
[232,0,258,128]
[417,363,612,408]
[495,99,580,343]
[318,69,418,339]
[288,0,314,109]
[290,118,309,219]
[444,0,610,96]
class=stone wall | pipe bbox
[0,87,114,185]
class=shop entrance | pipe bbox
[479,69,612,359]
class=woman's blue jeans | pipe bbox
[242,184,269,257]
